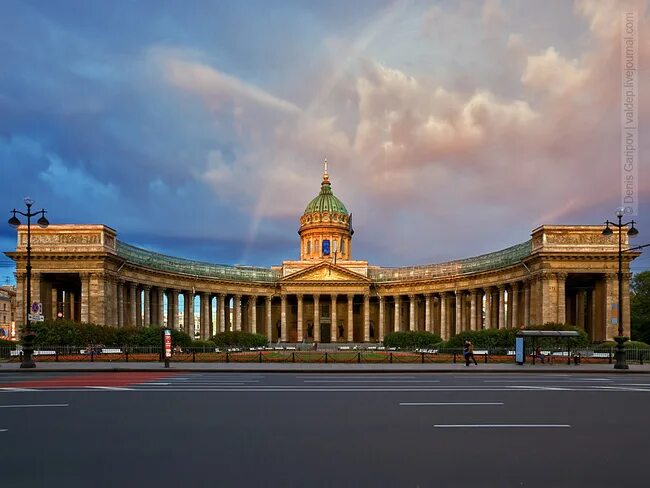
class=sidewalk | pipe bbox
[1,361,649,373]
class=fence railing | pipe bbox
[1,345,648,365]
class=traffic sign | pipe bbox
[28,314,44,322]
[31,302,42,315]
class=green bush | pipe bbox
[445,328,518,349]
[593,340,650,351]
[210,331,268,348]
[383,331,442,350]
[190,340,216,349]
[27,320,192,348]
[0,338,16,347]
[444,323,589,350]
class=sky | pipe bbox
[1,0,649,284]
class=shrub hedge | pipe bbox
[210,331,268,348]
[27,320,192,347]
[444,323,589,349]
[383,331,442,349]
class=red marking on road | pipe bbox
[0,372,179,389]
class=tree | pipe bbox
[631,271,650,344]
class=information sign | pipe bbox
[164,329,172,359]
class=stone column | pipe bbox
[184,292,194,338]
[347,294,354,342]
[250,295,257,334]
[394,296,400,333]
[135,285,142,327]
[363,294,370,342]
[455,291,462,335]
[265,296,272,340]
[470,289,478,331]
[129,282,137,327]
[117,281,124,328]
[218,294,226,333]
[483,287,491,329]
[156,288,164,327]
[556,273,567,324]
[425,294,432,333]
[523,281,530,327]
[440,292,448,340]
[280,294,287,342]
[14,273,25,328]
[297,294,304,342]
[409,294,416,332]
[378,296,385,343]
[622,271,632,337]
[313,295,320,342]
[200,293,210,339]
[510,282,519,329]
[80,272,91,323]
[331,294,337,342]
[169,289,179,330]
[234,295,242,331]
[604,273,617,341]
[498,285,506,329]
[143,286,151,327]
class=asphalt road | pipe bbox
[0,372,648,488]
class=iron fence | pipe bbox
[1,344,648,365]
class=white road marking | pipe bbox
[483,379,613,383]
[0,404,68,408]
[303,380,441,383]
[0,429,7,432]
[298,376,418,379]
[0,388,35,392]
[137,383,170,386]
[87,386,132,391]
[400,402,503,406]
[434,424,570,428]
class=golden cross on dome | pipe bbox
[322,157,329,182]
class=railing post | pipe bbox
[259,351,262,363]
[226,350,229,363]
[421,352,424,364]
[453,352,456,363]
[292,352,295,363]
[609,349,613,364]
[192,350,196,363]
[484,353,488,364]
[55,348,59,362]
[358,352,361,363]
[125,348,129,363]
[325,352,328,363]
[90,350,94,362]
[390,352,393,363]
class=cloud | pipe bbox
[521,47,588,95]
[158,49,301,114]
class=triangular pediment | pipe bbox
[282,262,370,283]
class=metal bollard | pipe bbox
[325,352,328,363]
[192,350,196,363]
[358,352,361,363]
[453,353,456,363]
[390,352,393,363]
[226,351,229,363]
[484,353,488,364]
[55,349,59,362]
[125,349,129,363]
[421,352,425,364]
[292,352,295,363]
[90,350,94,362]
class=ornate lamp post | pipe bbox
[602,209,639,370]
[8,197,49,368]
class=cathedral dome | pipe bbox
[303,172,348,216]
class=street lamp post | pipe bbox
[8,197,49,369]
[602,209,639,370]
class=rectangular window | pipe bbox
[322,239,330,256]
[321,303,330,318]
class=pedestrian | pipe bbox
[535,345,545,364]
[464,340,478,366]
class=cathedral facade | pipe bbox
[6,168,638,343]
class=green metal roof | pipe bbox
[116,241,279,283]
[304,180,348,215]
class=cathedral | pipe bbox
[6,165,638,343]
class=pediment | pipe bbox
[282,262,370,283]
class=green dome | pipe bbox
[304,178,348,215]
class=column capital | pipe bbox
[265,295,272,303]
[555,272,568,280]
[142,284,152,291]
[482,286,491,294]
[313,294,320,302]
[296,293,303,300]
[469,288,479,296]
[605,273,617,283]
[510,281,520,290]
[408,293,416,299]
[347,293,354,299]
[497,284,506,291]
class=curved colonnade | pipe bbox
[7,223,636,343]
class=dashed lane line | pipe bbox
[0,404,68,408]
[434,424,571,428]
[400,402,504,406]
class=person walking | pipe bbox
[464,340,478,366]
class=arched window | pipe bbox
[307,240,311,254]
[341,239,345,254]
